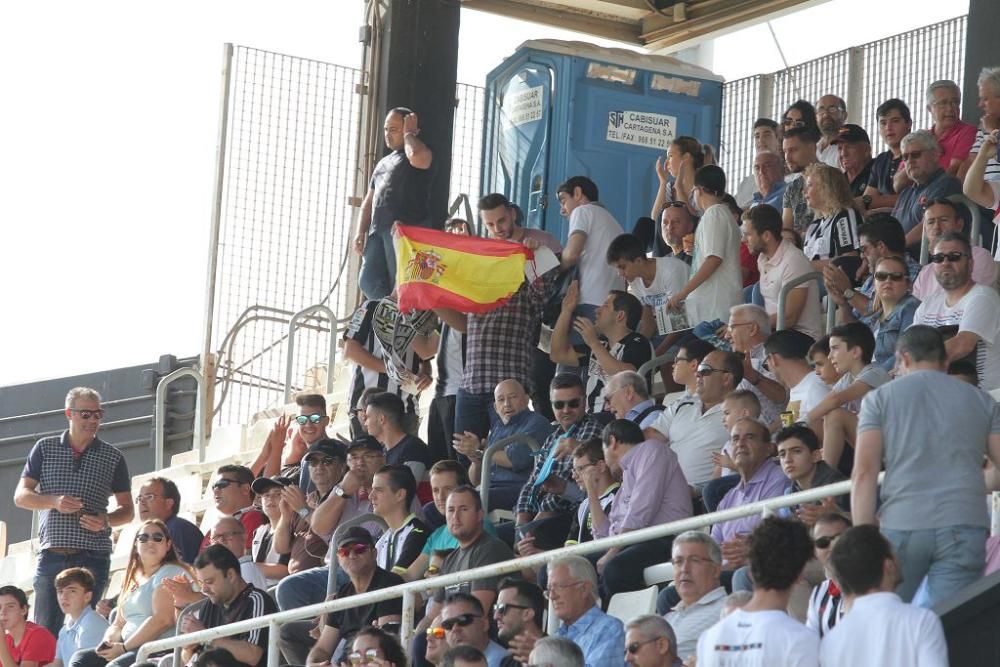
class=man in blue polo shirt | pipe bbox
[14,387,133,637]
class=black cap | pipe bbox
[303,438,348,462]
[335,526,376,549]
[694,164,727,197]
[250,475,294,495]
[346,435,383,454]
[831,124,871,145]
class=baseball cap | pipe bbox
[335,526,376,549]
[831,124,871,145]
[303,438,348,462]
[250,475,294,495]
[347,435,384,454]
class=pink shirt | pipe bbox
[933,121,977,170]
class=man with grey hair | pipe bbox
[547,555,625,666]
[14,387,134,637]
[662,532,726,661]
[815,94,848,168]
[926,79,977,177]
[624,615,681,667]
[726,304,789,428]
[961,66,1000,216]
[748,151,787,210]
[528,637,584,667]
[603,371,664,429]
[892,130,962,246]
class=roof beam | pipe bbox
[461,0,643,45]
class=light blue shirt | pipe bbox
[57,606,109,665]
[556,605,626,667]
[484,639,508,667]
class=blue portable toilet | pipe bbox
[481,39,724,242]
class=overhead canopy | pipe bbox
[460,0,828,53]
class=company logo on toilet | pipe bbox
[606,110,677,150]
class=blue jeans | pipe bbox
[359,223,396,300]
[454,389,497,441]
[35,550,110,638]
[274,565,349,610]
[882,525,987,607]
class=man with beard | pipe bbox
[781,127,820,235]
[815,94,848,168]
[494,578,546,667]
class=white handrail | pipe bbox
[154,367,205,470]
[283,304,339,403]
[136,475,880,664]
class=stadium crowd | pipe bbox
[10,69,1000,667]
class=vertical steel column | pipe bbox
[846,47,865,122]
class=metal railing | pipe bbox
[283,305,340,403]
[776,271,836,334]
[480,434,541,515]
[135,476,879,664]
[919,194,983,264]
[154,367,205,470]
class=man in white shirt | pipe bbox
[664,531,726,662]
[820,525,947,666]
[697,517,819,667]
[764,329,831,423]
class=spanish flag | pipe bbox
[394,224,532,313]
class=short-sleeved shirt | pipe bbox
[858,370,1000,530]
[913,283,1000,390]
[789,372,831,423]
[892,169,963,234]
[384,434,430,471]
[970,128,1000,182]
[344,300,420,414]
[434,324,465,398]
[120,563,193,640]
[783,175,815,236]
[568,203,626,306]
[57,607,108,665]
[22,433,131,553]
[433,533,515,603]
[627,256,690,334]
[250,524,291,588]
[847,161,874,198]
[685,203,743,325]
[567,484,619,544]
[420,519,497,555]
[585,332,653,413]
[374,514,428,574]
[912,245,997,302]
[369,148,433,230]
[165,514,204,564]
[665,586,727,659]
[6,622,56,666]
[802,208,860,261]
[867,150,903,195]
[196,584,277,667]
[932,121,977,170]
[648,397,728,485]
[830,363,891,414]
[324,567,403,644]
[758,240,823,340]
[696,609,818,667]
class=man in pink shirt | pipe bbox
[912,199,996,300]
[927,80,977,175]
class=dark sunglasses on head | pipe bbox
[212,478,245,491]
[295,414,324,425]
[493,602,530,616]
[627,637,659,654]
[873,271,905,282]
[336,543,369,558]
[441,613,481,631]
[136,532,166,544]
[551,398,582,410]
[70,409,105,420]
[928,251,968,264]
[815,533,844,549]
[900,150,924,161]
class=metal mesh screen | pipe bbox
[451,83,486,208]
[716,74,761,192]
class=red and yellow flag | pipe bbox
[394,224,532,313]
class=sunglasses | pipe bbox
[814,533,844,549]
[928,251,968,264]
[493,602,530,616]
[551,398,582,410]
[426,626,446,639]
[347,649,379,664]
[900,150,924,161]
[136,532,166,544]
[696,365,731,378]
[441,613,481,631]
[70,409,105,420]
[295,414,324,425]
[627,637,660,654]
[336,543,370,558]
[874,271,905,282]
[212,479,246,490]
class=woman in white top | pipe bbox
[802,162,862,273]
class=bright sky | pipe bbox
[0,0,967,387]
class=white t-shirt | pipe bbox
[817,143,840,168]
[568,202,626,306]
[789,372,831,422]
[819,592,947,666]
[628,256,691,334]
[914,283,1000,390]
[686,203,742,325]
[697,608,819,667]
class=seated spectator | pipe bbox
[748,151,787,210]
[52,569,108,667]
[647,350,740,488]
[815,95,847,168]
[0,586,56,667]
[667,165,743,325]
[696,518,817,666]
[666,339,716,403]
[290,527,403,667]
[452,379,555,512]
[726,304,791,427]
[73,521,195,667]
[735,118,784,208]
[659,202,695,265]
[442,645,487,667]
[832,124,873,197]
[808,336,844,387]
[439,593,507,667]
[200,465,265,552]
[960,67,1000,178]
[209,518,268,592]
[590,420,691,595]
[865,255,921,371]
[134,476,203,564]
[602,371,664,429]
[663,532,726,661]
[366,392,431,481]
[745,204,822,340]
[963,126,1000,210]
[251,393,328,487]
[721,591,752,617]
[181,546,277,667]
[764,329,831,423]
[425,624,449,666]
[853,325,1000,606]
[494,578,546,665]
[801,163,861,271]
[820,526,948,664]
[193,647,242,667]
[775,425,847,521]
[529,637,584,667]
[913,198,996,300]
[547,556,625,667]
[913,232,1000,390]
[926,79,978,176]
[807,322,890,475]
[620,616,679,667]
[781,126,820,235]
[892,130,963,246]
[346,627,407,667]
[702,389,761,513]
[370,464,429,574]
[806,513,852,637]
[564,439,619,549]
[551,281,652,414]
[711,419,788,569]
[247,476,291,588]
[860,99,912,211]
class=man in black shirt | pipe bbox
[860,99,912,211]
[366,392,431,481]
[182,545,277,667]
[832,124,874,198]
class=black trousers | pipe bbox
[427,394,457,463]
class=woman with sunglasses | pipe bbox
[70,520,195,667]
[652,136,715,218]
[781,100,821,141]
[866,255,920,371]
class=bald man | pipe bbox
[453,380,556,511]
[210,517,269,591]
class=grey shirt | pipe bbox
[857,370,1000,530]
[433,532,515,603]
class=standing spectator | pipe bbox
[209,518,268,592]
[0,586,56,667]
[820,526,948,664]
[815,95,848,168]
[14,387,133,637]
[353,107,434,299]
[247,477,291,588]
[912,199,996,300]
[782,127,821,235]
[926,79,977,176]
[623,616,682,667]
[860,99,912,211]
[654,137,713,217]
[914,232,1000,390]
[547,556,625,667]
[51,569,107,667]
[494,578,546,667]
[854,325,1000,606]
[428,310,465,464]
[801,163,861,271]
[764,329,831,423]
[806,513,852,638]
[748,151,788,210]
[892,130,963,246]
[663,532,726,661]
[366,392,431,481]
[832,124,873,197]
[199,466,265,552]
[134,477,203,564]
[602,371,664,429]
[440,594,507,667]
[696,518,818,667]
[667,165,743,325]
[370,465,429,574]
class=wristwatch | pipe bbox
[861,194,873,210]
[296,507,310,519]
[332,484,347,498]
[842,288,856,301]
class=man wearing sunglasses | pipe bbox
[623,615,682,667]
[805,513,852,638]
[15,387,133,638]
[438,593,506,667]
[250,394,328,492]
[495,578,546,666]
[891,130,962,247]
[295,527,403,667]
[912,199,996,300]
[199,465,265,553]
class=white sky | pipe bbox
[0,0,967,386]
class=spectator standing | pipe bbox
[663,532,726,661]
[366,392,431,481]
[892,130,963,246]
[926,79,977,175]
[659,204,695,265]
[51,569,107,667]
[815,95,848,168]
[782,127,821,235]
[853,325,1000,606]
[134,477,203,564]
[547,556,626,667]
[654,137,713,217]
[14,387,133,638]
[860,99,912,211]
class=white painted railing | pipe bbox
[136,476,878,664]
